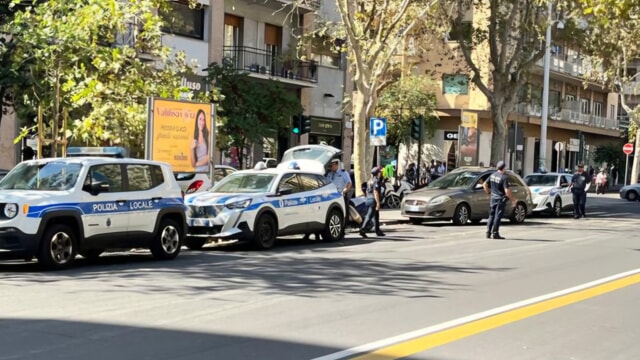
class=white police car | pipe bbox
[0,157,187,270]
[523,172,574,217]
[184,163,345,250]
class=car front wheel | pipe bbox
[452,203,470,225]
[38,224,77,270]
[553,198,562,217]
[253,214,277,249]
[627,191,638,201]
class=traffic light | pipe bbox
[300,116,311,134]
[292,115,301,134]
[411,116,423,141]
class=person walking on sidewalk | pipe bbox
[482,161,513,239]
[360,167,385,238]
[570,164,589,218]
[595,168,608,195]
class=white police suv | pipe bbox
[0,157,187,270]
[184,164,345,250]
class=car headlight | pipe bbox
[3,203,18,218]
[225,199,252,209]
[429,196,451,206]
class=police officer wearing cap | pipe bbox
[360,167,385,238]
[569,164,589,219]
[327,158,352,208]
[482,160,513,239]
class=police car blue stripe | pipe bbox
[244,192,342,211]
[27,197,184,218]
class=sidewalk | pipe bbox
[379,208,407,225]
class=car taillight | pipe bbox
[185,180,204,194]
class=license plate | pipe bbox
[189,219,211,227]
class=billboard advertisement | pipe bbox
[458,111,479,167]
[146,98,215,173]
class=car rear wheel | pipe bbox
[150,219,182,260]
[38,224,77,270]
[510,202,527,224]
[253,214,277,249]
[452,203,470,225]
[627,191,638,201]
[553,198,562,217]
[322,209,344,242]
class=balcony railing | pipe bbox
[222,46,318,84]
[536,54,602,79]
[618,115,631,129]
[515,103,620,130]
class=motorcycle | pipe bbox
[347,194,374,232]
[382,176,414,209]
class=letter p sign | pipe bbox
[369,117,387,146]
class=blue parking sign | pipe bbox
[370,117,387,146]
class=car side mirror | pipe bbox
[560,183,569,188]
[474,183,484,190]
[278,187,294,196]
[83,181,109,195]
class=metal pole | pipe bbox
[625,154,629,186]
[557,149,560,173]
[539,0,553,173]
[376,146,381,168]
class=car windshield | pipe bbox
[427,171,481,189]
[210,173,276,193]
[524,175,557,186]
[0,162,82,191]
[281,148,335,165]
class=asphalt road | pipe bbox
[1,194,638,360]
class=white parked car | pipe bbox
[174,165,237,194]
[184,164,345,250]
[0,157,187,269]
[523,172,574,217]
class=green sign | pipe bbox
[310,118,342,136]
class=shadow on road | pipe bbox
[0,247,513,300]
[0,318,428,360]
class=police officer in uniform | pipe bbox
[482,161,513,239]
[303,158,352,241]
[570,164,589,219]
[360,167,385,238]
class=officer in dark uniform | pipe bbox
[570,164,589,219]
[482,161,513,239]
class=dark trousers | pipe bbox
[486,198,506,235]
[361,197,380,232]
[572,191,587,217]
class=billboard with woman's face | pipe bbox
[146,98,215,173]
[458,111,479,167]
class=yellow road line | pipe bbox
[352,273,640,360]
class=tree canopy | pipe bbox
[205,59,303,169]
[4,0,192,157]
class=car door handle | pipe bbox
[117,200,127,205]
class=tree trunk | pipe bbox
[631,116,639,185]
[489,102,509,166]
[351,89,377,196]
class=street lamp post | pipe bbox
[538,0,553,173]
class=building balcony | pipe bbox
[535,54,602,80]
[223,46,318,86]
[622,81,640,96]
[515,103,620,130]
[618,115,630,130]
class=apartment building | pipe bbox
[401,18,623,177]
[161,0,348,166]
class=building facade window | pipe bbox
[610,104,616,119]
[580,98,590,114]
[442,74,469,95]
[224,14,242,47]
[160,2,205,40]
[312,37,342,69]
[593,101,603,117]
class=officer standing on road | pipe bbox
[483,161,513,239]
[303,159,352,241]
[570,164,589,219]
[360,167,385,238]
[327,158,352,209]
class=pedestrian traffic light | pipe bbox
[301,115,311,134]
[292,115,301,134]
[411,116,423,141]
